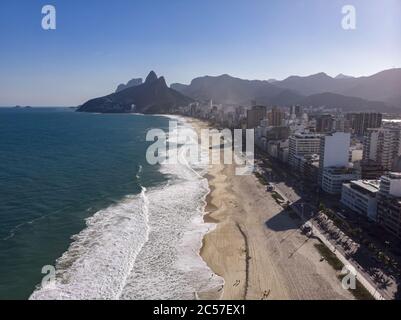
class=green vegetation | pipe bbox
[255,172,268,185]
[320,208,399,272]
[336,274,375,300]
[350,279,375,300]
[271,191,285,205]
[314,243,344,271]
[314,243,375,300]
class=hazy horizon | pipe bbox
[1,0,400,106]
[1,67,400,108]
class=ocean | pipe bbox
[0,107,222,300]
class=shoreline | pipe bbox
[187,117,355,300]
[158,114,225,300]
[30,115,224,300]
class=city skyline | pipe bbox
[0,0,400,106]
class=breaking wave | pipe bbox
[30,116,223,300]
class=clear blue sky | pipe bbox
[0,0,400,106]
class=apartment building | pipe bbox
[267,107,285,127]
[341,180,379,221]
[315,114,334,133]
[363,127,401,171]
[349,113,382,136]
[247,105,267,129]
[321,167,359,195]
[377,172,401,239]
[318,132,351,186]
[288,133,321,168]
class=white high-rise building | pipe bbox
[379,172,401,197]
[363,127,401,171]
[319,132,351,168]
[289,133,321,168]
[322,167,359,195]
[318,132,351,186]
[341,180,379,221]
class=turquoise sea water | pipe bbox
[0,108,169,299]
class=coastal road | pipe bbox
[265,163,397,299]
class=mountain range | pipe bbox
[171,68,401,112]
[115,78,143,93]
[77,68,401,114]
[77,71,192,114]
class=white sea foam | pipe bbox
[30,187,150,300]
[120,179,221,299]
[120,117,223,299]
[30,116,223,300]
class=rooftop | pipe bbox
[350,180,380,193]
[324,166,357,175]
[382,172,401,180]
[291,133,321,139]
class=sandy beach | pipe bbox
[188,118,354,300]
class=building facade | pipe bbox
[360,159,385,180]
[267,140,289,163]
[288,133,321,168]
[316,115,334,133]
[351,113,382,136]
[267,107,284,127]
[247,105,267,129]
[377,173,401,239]
[321,167,359,195]
[341,180,379,221]
[319,132,351,185]
[363,127,401,171]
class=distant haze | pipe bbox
[171,69,401,110]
